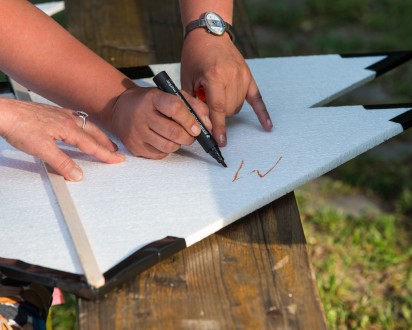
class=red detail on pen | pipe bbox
[196,86,207,102]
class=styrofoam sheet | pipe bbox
[1,55,410,276]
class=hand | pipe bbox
[180,30,273,146]
[110,86,211,159]
[0,98,125,181]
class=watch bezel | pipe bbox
[183,11,235,42]
[203,11,226,36]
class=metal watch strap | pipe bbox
[183,18,235,41]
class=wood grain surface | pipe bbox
[66,0,258,64]
[66,1,327,328]
[77,193,326,329]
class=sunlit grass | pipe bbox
[297,183,412,329]
[245,0,412,328]
[50,293,77,330]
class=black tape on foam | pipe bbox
[364,104,412,131]
[0,236,186,300]
[341,51,412,77]
[390,110,412,130]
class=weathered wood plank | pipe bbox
[66,0,258,66]
[66,0,327,328]
[77,193,326,329]
[66,0,156,66]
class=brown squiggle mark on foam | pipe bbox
[232,160,245,182]
[232,156,283,182]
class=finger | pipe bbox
[145,128,181,154]
[150,112,195,146]
[180,74,195,97]
[138,142,169,160]
[153,92,201,137]
[246,79,273,131]
[72,112,118,152]
[209,108,227,147]
[38,143,84,182]
[63,130,125,165]
[204,82,227,146]
[226,84,242,116]
[84,123,118,151]
[117,130,169,160]
[123,135,169,160]
[181,90,212,131]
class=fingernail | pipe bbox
[219,134,226,146]
[68,167,83,181]
[116,153,126,162]
[267,118,273,128]
[191,124,201,136]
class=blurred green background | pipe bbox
[244,1,412,329]
[3,1,411,329]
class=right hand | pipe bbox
[0,97,125,181]
[109,86,211,159]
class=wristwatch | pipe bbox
[183,12,235,42]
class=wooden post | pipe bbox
[66,0,258,66]
[66,0,327,328]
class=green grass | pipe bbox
[296,150,412,330]
[297,171,412,329]
[245,0,412,329]
[306,213,411,327]
[50,293,77,330]
[246,0,412,55]
[334,155,412,215]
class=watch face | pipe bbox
[204,12,225,36]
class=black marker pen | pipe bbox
[153,71,227,168]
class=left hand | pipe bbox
[0,98,125,181]
[180,30,273,147]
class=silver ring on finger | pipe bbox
[74,110,88,129]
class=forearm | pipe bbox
[179,0,233,25]
[0,0,135,129]
[0,97,15,138]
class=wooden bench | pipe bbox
[65,1,327,328]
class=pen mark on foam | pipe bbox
[232,156,283,182]
[232,160,245,182]
[249,156,283,178]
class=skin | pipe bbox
[179,0,273,146]
[0,0,271,181]
[0,98,124,181]
[0,0,208,181]
[0,2,272,325]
